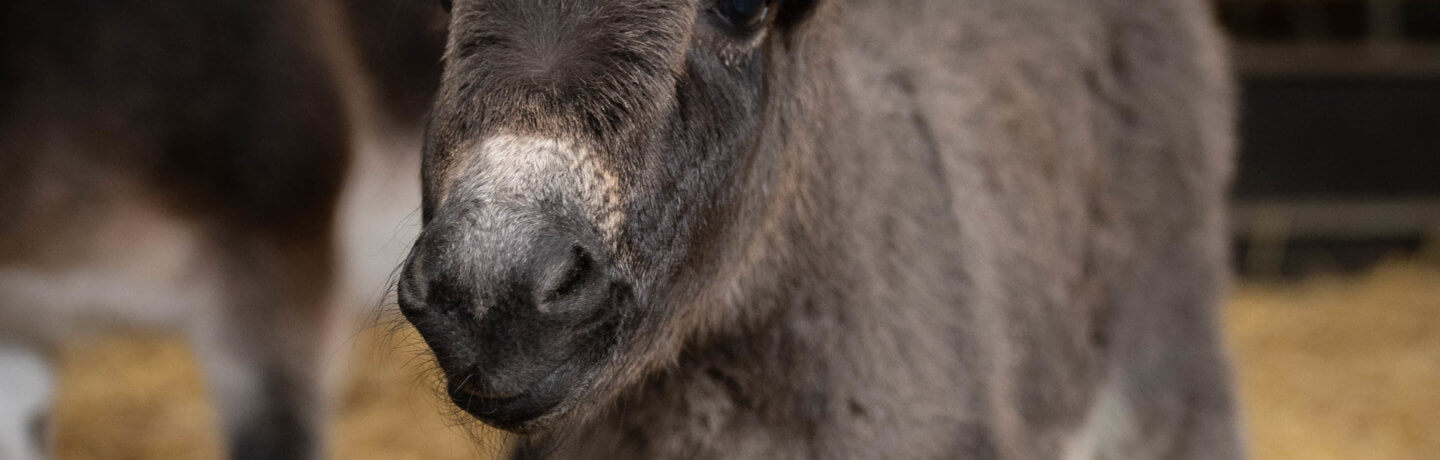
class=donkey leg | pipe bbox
[191,230,345,460]
[0,344,53,460]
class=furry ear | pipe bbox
[774,0,821,28]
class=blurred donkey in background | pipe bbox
[0,0,444,458]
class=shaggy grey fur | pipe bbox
[401,0,1242,458]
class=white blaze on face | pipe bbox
[453,134,625,243]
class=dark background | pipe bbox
[1216,0,1440,276]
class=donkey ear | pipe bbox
[774,0,821,28]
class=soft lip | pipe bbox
[434,282,629,432]
[443,307,622,431]
[446,359,576,431]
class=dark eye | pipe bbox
[715,0,771,31]
[439,0,452,12]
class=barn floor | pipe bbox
[50,259,1440,459]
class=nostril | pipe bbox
[426,277,470,313]
[543,245,595,304]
